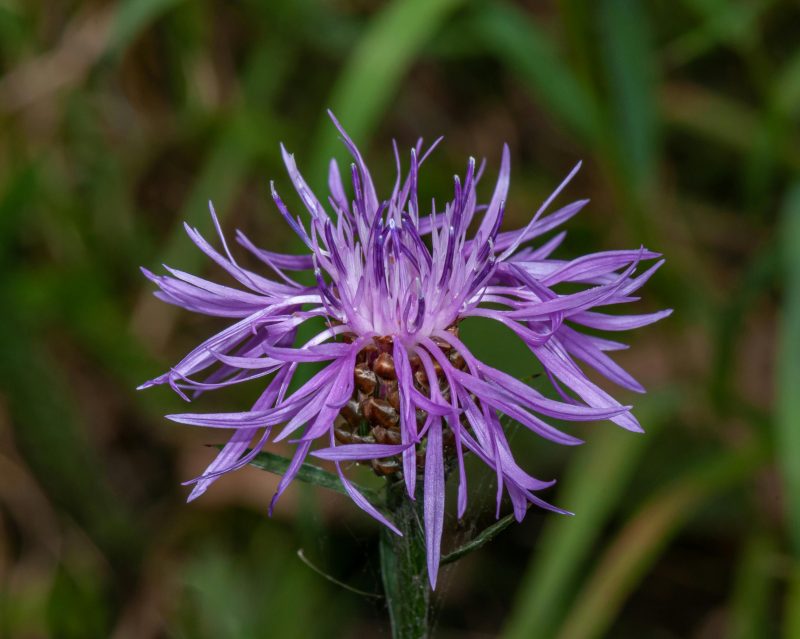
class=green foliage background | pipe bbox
[0,0,797,637]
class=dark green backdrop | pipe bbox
[1,1,798,637]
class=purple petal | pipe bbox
[394,340,419,498]
[558,326,645,393]
[571,308,673,331]
[533,339,642,432]
[424,418,445,589]
[269,441,312,515]
[474,144,510,245]
[312,443,410,461]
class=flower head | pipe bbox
[141,112,670,587]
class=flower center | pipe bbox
[336,326,466,476]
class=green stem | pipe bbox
[380,481,431,639]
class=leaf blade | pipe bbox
[241,448,382,505]
[554,440,768,639]
[473,1,604,146]
[503,391,676,639]
[597,0,660,194]
[441,512,516,566]
[310,0,465,181]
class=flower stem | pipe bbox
[380,480,431,639]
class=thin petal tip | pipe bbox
[187,486,206,502]
[137,376,163,391]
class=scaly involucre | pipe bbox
[141,113,670,587]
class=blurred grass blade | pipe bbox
[777,185,800,553]
[729,533,777,639]
[108,0,186,55]
[245,449,381,504]
[711,247,778,411]
[132,110,258,349]
[662,82,800,171]
[554,0,595,89]
[310,0,465,181]
[597,0,659,195]
[775,183,800,639]
[159,112,260,270]
[666,0,773,67]
[503,391,675,639]
[133,44,287,354]
[741,40,800,211]
[473,1,604,147]
[554,440,768,639]
[775,51,800,118]
[0,316,144,570]
[0,164,37,261]
[785,569,800,639]
[441,512,516,566]
[0,167,143,570]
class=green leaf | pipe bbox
[310,0,465,181]
[777,184,800,554]
[775,51,800,118]
[553,439,768,639]
[711,248,778,411]
[729,533,777,639]
[242,449,382,504]
[134,109,261,349]
[662,82,800,171]
[665,0,774,67]
[107,0,186,56]
[0,312,144,570]
[473,1,604,147]
[441,511,516,566]
[158,111,261,271]
[503,391,676,639]
[785,566,800,639]
[597,0,659,195]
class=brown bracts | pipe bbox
[335,327,464,477]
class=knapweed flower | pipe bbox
[140,113,669,587]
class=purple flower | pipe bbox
[140,112,670,588]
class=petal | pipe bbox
[393,340,419,498]
[269,441,312,515]
[558,326,645,393]
[533,339,643,432]
[571,308,673,331]
[424,418,445,589]
[312,443,410,461]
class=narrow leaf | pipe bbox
[662,82,800,171]
[108,0,186,56]
[554,440,768,639]
[729,533,777,639]
[473,2,603,146]
[310,0,465,181]
[133,110,258,349]
[503,391,676,639]
[441,511,516,566]
[240,448,382,504]
[785,567,800,639]
[777,185,800,554]
[597,0,659,194]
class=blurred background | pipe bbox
[1,0,798,637]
